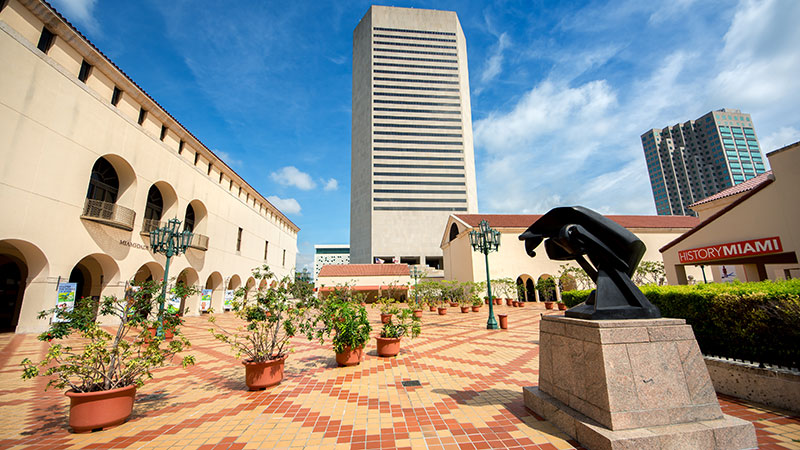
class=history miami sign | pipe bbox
[679,237,783,264]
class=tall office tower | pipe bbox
[350,6,479,269]
[642,108,766,216]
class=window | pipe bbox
[236,227,243,252]
[111,87,122,106]
[238,186,242,196]
[194,152,199,165]
[37,27,55,53]
[144,185,163,224]
[178,140,185,154]
[229,179,233,190]
[86,157,119,203]
[184,205,195,232]
[264,241,269,260]
[219,172,224,183]
[207,163,212,175]
[78,60,92,83]
[160,125,168,141]
[282,250,286,267]
[138,108,147,125]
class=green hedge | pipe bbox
[560,280,800,369]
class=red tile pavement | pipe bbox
[0,304,797,449]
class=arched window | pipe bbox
[86,158,119,203]
[144,185,163,222]
[184,204,195,232]
[448,223,459,241]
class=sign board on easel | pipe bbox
[54,282,77,322]
[200,289,212,312]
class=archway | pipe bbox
[0,256,26,332]
[448,223,459,242]
[0,240,49,333]
[227,275,242,291]
[68,254,120,314]
[244,277,256,299]
[132,262,164,284]
[515,276,526,302]
[176,267,200,314]
[526,278,536,302]
[203,271,223,311]
[185,200,208,234]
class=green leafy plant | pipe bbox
[537,277,557,302]
[633,261,667,286]
[21,280,194,393]
[380,308,421,339]
[312,286,372,354]
[373,295,400,315]
[209,265,317,363]
[558,264,594,291]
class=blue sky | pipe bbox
[52,0,800,271]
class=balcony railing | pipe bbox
[188,233,209,251]
[81,198,136,231]
[140,219,209,251]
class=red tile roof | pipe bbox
[690,171,773,207]
[317,264,410,277]
[454,213,699,229]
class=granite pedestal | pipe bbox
[524,316,756,450]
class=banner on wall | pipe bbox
[223,290,234,310]
[719,265,738,283]
[166,293,182,314]
[54,282,77,322]
[200,289,212,312]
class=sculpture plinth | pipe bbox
[524,316,757,450]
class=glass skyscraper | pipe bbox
[641,108,766,216]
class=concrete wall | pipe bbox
[0,0,299,333]
[706,357,800,414]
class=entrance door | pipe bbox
[0,261,23,332]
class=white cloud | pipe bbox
[267,196,301,215]
[323,178,338,191]
[480,33,510,85]
[212,149,242,168]
[270,166,316,190]
[50,0,100,35]
[759,126,799,154]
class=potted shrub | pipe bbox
[538,277,557,310]
[373,295,400,324]
[209,266,315,390]
[312,287,372,366]
[471,295,482,312]
[557,300,567,311]
[21,280,194,433]
[437,299,448,315]
[376,308,421,357]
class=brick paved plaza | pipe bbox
[0,304,798,450]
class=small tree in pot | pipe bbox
[209,265,316,390]
[311,286,372,366]
[376,307,421,357]
[21,280,194,433]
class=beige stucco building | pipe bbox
[316,264,411,302]
[661,141,800,284]
[350,6,478,270]
[0,0,299,333]
[441,214,702,301]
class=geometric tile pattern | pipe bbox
[0,303,797,449]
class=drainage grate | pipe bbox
[401,380,421,387]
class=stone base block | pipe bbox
[524,386,757,450]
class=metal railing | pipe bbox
[141,218,163,235]
[80,198,136,230]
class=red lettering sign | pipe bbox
[678,237,783,264]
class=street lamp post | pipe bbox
[469,220,501,330]
[149,218,193,338]
[410,265,422,306]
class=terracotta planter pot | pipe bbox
[512,301,519,307]
[429,306,436,312]
[498,314,508,329]
[66,385,136,433]
[495,298,502,305]
[518,302,525,308]
[146,327,174,340]
[376,337,401,357]
[437,307,447,315]
[449,302,458,307]
[506,299,513,306]
[544,301,554,310]
[243,356,286,390]
[413,309,423,318]
[484,299,489,305]
[460,306,469,313]
[335,346,364,367]
[380,313,392,324]
[558,303,567,311]
[471,306,480,312]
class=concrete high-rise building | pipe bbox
[350,6,478,270]
[641,108,767,216]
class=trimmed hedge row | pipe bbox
[560,280,800,369]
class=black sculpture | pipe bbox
[518,206,660,320]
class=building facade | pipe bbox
[441,214,703,301]
[350,6,478,269]
[313,245,349,280]
[0,0,299,333]
[641,108,766,216]
[661,141,799,284]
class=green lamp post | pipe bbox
[410,265,422,306]
[470,220,501,330]
[149,217,193,338]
